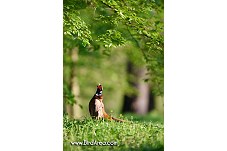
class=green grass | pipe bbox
[63,114,164,151]
[123,112,164,124]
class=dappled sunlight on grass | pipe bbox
[63,114,164,151]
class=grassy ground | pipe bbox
[63,114,164,151]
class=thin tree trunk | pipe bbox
[71,77,81,118]
[71,48,82,119]
[64,48,82,119]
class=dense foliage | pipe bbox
[63,0,164,97]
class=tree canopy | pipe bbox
[63,0,164,96]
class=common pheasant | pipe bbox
[89,84,126,122]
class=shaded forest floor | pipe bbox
[63,114,164,151]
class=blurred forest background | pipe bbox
[63,0,164,122]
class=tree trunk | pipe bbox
[132,67,150,115]
[122,61,151,115]
[64,48,82,119]
[71,48,82,119]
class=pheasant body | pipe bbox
[89,84,126,122]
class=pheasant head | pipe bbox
[95,84,103,96]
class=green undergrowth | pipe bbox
[123,112,164,124]
[63,114,164,151]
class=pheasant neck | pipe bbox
[95,90,102,96]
